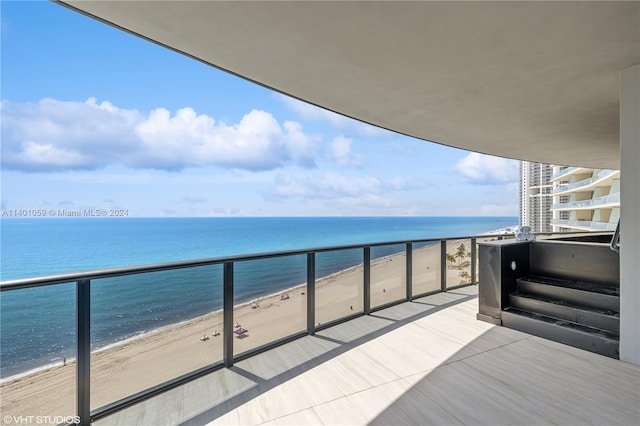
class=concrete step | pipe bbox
[509,292,619,335]
[502,307,619,359]
[516,276,619,312]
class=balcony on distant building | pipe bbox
[551,192,621,211]
[552,170,620,196]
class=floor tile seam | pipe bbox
[248,394,350,425]
[438,334,534,367]
[253,375,415,426]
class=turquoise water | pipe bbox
[0,216,515,377]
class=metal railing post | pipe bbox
[364,247,371,314]
[77,279,91,426]
[471,238,477,284]
[307,253,315,335]
[223,262,234,368]
[440,241,447,292]
[406,243,412,301]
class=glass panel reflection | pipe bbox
[412,242,441,295]
[446,239,472,288]
[315,249,364,325]
[90,265,222,410]
[370,244,406,308]
[0,283,76,420]
[233,255,306,355]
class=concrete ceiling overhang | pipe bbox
[59,1,639,169]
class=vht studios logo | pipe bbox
[3,415,81,425]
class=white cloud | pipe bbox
[272,172,381,199]
[328,136,362,167]
[270,171,413,202]
[454,152,519,184]
[1,98,320,172]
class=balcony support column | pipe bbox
[364,247,371,314]
[223,262,234,367]
[471,238,477,285]
[440,241,447,291]
[76,279,91,426]
[619,63,640,365]
[307,253,315,335]
[406,243,412,301]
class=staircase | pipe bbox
[500,239,620,358]
[502,275,619,358]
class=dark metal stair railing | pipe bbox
[610,220,621,253]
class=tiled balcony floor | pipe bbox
[96,286,640,425]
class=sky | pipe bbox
[0,1,519,218]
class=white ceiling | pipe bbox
[60,1,640,169]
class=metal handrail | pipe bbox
[610,221,621,253]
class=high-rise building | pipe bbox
[520,162,620,233]
[549,167,620,232]
[520,161,554,233]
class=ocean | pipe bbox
[0,216,516,378]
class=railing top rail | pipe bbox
[1,232,510,291]
[550,166,583,181]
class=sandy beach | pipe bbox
[0,240,474,420]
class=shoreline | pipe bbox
[0,258,378,385]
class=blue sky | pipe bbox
[1,1,519,217]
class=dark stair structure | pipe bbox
[478,234,620,358]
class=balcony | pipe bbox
[550,219,618,232]
[551,192,621,211]
[552,170,620,196]
[550,166,585,182]
[0,235,485,425]
[2,233,638,425]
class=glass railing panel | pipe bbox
[552,192,621,210]
[552,178,593,194]
[90,265,222,410]
[549,219,617,231]
[370,244,406,308]
[446,239,473,288]
[1,283,76,422]
[411,242,440,295]
[550,166,581,181]
[232,255,306,356]
[315,249,364,325]
[553,170,619,195]
[597,169,618,181]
